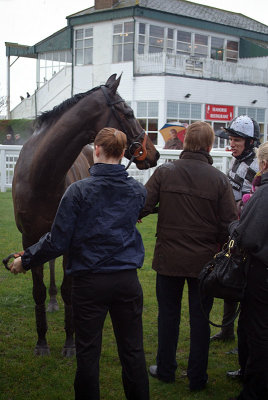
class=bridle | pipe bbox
[100,85,147,169]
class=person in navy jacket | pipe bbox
[11,127,149,400]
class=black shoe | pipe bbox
[226,369,243,380]
[210,331,235,342]
[148,365,175,383]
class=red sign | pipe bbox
[205,104,234,121]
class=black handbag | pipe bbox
[198,236,249,327]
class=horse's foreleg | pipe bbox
[61,254,75,357]
[31,266,50,356]
[47,259,59,312]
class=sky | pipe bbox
[1,0,268,111]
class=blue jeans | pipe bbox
[155,273,213,388]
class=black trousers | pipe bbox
[72,269,149,400]
[155,273,213,389]
[236,262,268,400]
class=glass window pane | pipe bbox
[168,28,174,39]
[247,108,257,119]
[75,40,83,49]
[149,37,164,47]
[84,48,92,64]
[139,35,145,44]
[150,25,164,38]
[227,41,238,51]
[227,50,238,60]
[257,108,265,122]
[179,103,190,118]
[59,52,65,62]
[114,24,122,34]
[123,43,133,61]
[84,38,93,47]
[113,45,122,63]
[113,35,123,44]
[139,23,145,35]
[148,119,158,131]
[177,42,191,54]
[124,33,134,43]
[137,102,147,117]
[75,49,83,65]
[124,21,134,33]
[85,28,93,37]
[211,48,223,60]
[67,51,72,63]
[194,45,207,56]
[148,102,158,117]
[138,44,144,54]
[238,107,247,115]
[75,29,83,39]
[211,37,224,48]
[177,30,191,43]
[195,34,208,45]
[191,103,201,119]
[167,102,178,119]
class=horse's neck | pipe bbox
[32,101,100,188]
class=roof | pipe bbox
[68,0,268,35]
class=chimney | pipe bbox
[95,0,119,10]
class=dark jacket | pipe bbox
[22,163,146,275]
[140,151,237,277]
[230,172,268,267]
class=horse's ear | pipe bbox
[106,73,122,94]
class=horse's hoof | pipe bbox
[34,344,50,356]
[47,300,59,312]
[62,345,76,358]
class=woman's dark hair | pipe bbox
[94,127,127,159]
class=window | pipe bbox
[211,37,224,60]
[226,40,238,62]
[138,23,146,54]
[167,102,202,124]
[113,21,134,62]
[149,25,164,53]
[176,30,191,55]
[75,28,93,65]
[39,51,72,84]
[137,101,159,144]
[238,107,265,142]
[167,28,174,53]
[194,34,208,57]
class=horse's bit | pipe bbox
[100,85,147,170]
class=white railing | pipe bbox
[0,145,22,192]
[134,52,268,86]
[0,145,232,192]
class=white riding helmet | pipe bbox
[225,115,260,144]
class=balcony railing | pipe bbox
[134,52,268,86]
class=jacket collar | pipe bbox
[179,150,213,165]
[89,163,128,178]
[261,172,268,186]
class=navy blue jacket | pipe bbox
[21,163,146,275]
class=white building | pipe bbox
[5,0,268,147]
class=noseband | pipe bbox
[101,85,147,170]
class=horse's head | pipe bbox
[98,74,160,170]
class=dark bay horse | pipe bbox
[12,74,159,356]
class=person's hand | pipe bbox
[10,257,26,275]
[137,219,143,223]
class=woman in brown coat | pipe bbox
[140,121,237,391]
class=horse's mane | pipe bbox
[34,85,102,129]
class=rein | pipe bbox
[100,85,147,170]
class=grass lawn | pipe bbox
[0,191,241,400]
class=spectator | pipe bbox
[140,121,237,391]
[14,133,24,145]
[228,141,268,400]
[211,115,260,345]
[3,133,15,145]
[9,127,149,400]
